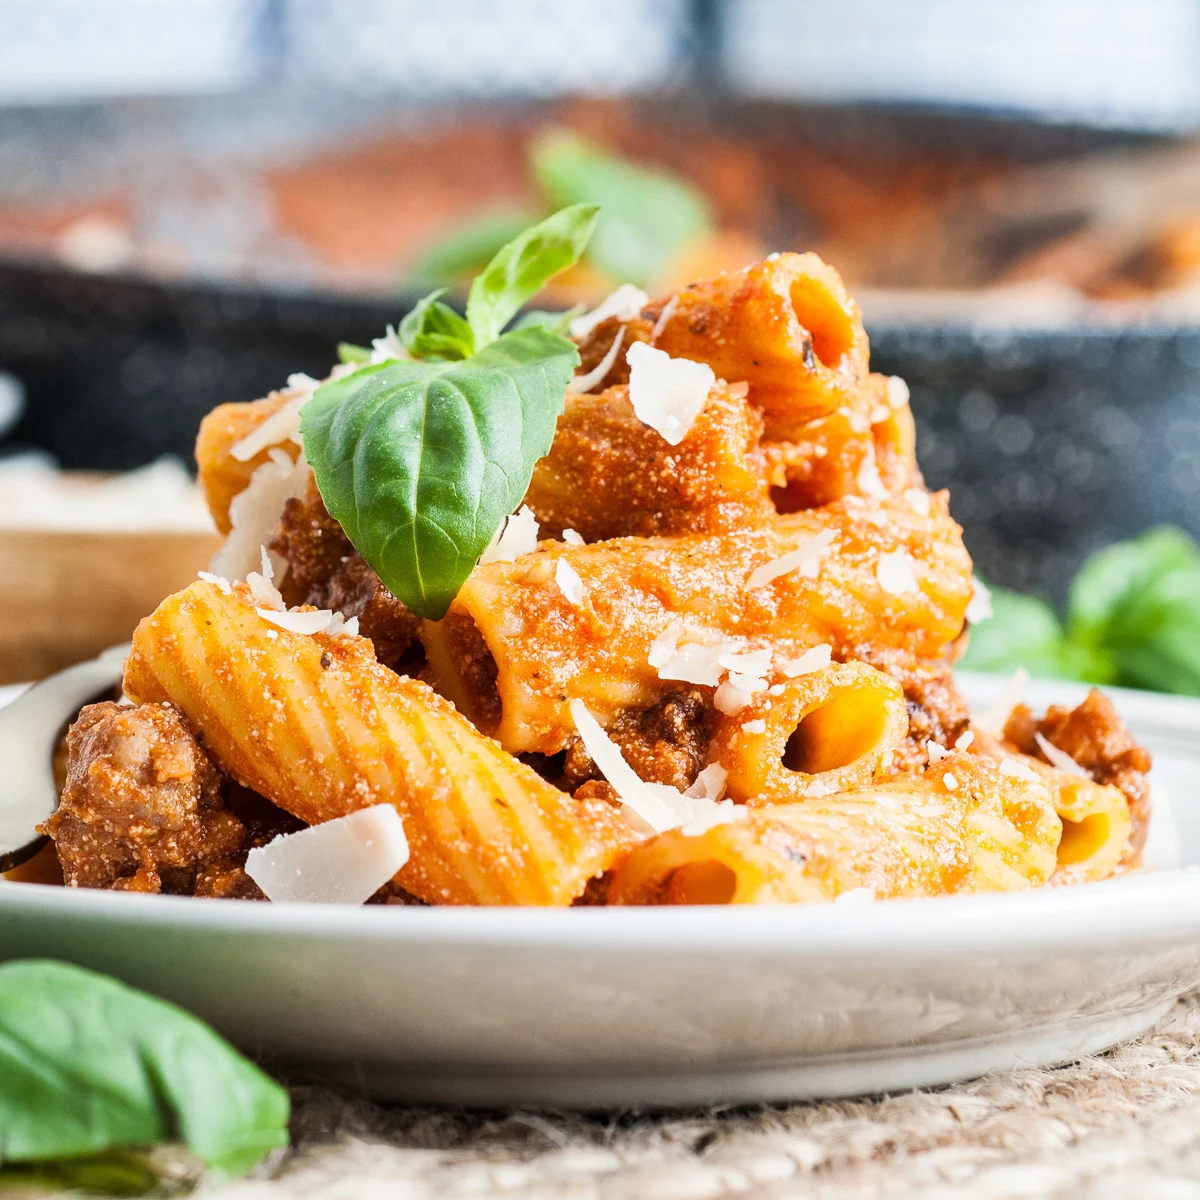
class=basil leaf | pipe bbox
[302,326,578,619]
[466,204,598,350]
[399,288,475,362]
[0,1150,161,1196]
[514,304,586,335]
[337,342,371,366]
[532,129,711,287]
[0,960,289,1177]
[1066,526,1200,648]
[408,209,539,292]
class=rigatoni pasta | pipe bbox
[35,231,1150,909]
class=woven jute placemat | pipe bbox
[200,990,1200,1200]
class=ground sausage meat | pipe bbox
[1005,689,1153,858]
[268,475,354,606]
[320,554,423,670]
[563,688,716,792]
[42,701,248,894]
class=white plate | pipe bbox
[2,672,1199,1109]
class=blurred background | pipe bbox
[5,0,1200,684]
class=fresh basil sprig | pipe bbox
[961,525,1200,696]
[0,960,289,1180]
[303,205,598,620]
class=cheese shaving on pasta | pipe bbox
[955,730,975,751]
[230,374,315,462]
[965,576,994,624]
[875,550,920,596]
[886,376,910,408]
[626,341,715,446]
[370,325,406,364]
[245,804,409,904]
[976,667,1030,735]
[561,528,585,546]
[479,505,539,565]
[555,558,586,606]
[999,756,1042,784]
[904,488,932,516]
[568,326,626,396]
[747,529,836,589]
[1035,732,1089,778]
[568,283,649,340]
[197,571,232,595]
[779,643,832,677]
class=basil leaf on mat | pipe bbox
[465,203,598,349]
[302,326,578,619]
[0,960,289,1177]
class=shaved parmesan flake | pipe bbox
[197,571,232,595]
[326,612,360,639]
[747,529,836,590]
[626,341,715,446]
[954,730,975,751]
[245,804,409,904]
[555,559,586,605]
[684,764,727,803]
[876,550,920,596]
[976,667,1029,735]
[904,488,932,516]
[768,683,786,696]
[647,620,683,669]
[999,756,1042,784]
[657,642,727,686]
[677,798,746,837]
[719,647,773,676]
[714,680,754,715]
[569,699,678,834]
[886,376,910,408]
[210,447,307,583]
[927,741,950,763]
[568,283,649,340]
[965,576,994,624]
[569,325,626,396]
[370,324,406,364]
[942,772,959,791]
[562,528,585,546]
[856,451,889,500]
[727,671,768,694]
[248,572,285,611]
[650,294,679,342]
[835,886,877,904]
[257,608,334,635]
[805,779,838,797]
[741,719,767,734]
[479,505,539,565]
[779,643,832,677]
[230,376,317,462]
[1035,733,1089,778]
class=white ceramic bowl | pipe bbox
[1,670,1197,1108]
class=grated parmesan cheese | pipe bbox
[855,450,889,500]
[965,576,994,624]
[942,772,959,791]
[876,550,920,596]
[684,763,728,803]
[230,375,317,462]
[369,325,406,364]
[779,643,832,677]
[197,571,232,595]
[886,376,910,408]
[650,294,679,342]
[726,671,768,694]
[626,341,715,446]
[714,680,755,715]
[976,667,1030,735]
[741,719,767,734]
[209,447,308,583]
[927,741,949,763]
[747,529,836,590]
[568,284,650,340]
[1035,732,1089,778]
[245,804,409,904]
[257,608,335,635]
[999,756,1042,784]
[718,647,773,677]
[568,326,625,395]
[954,730,975,751]
[904,488,931,517]
[479,505,540,565]
[555,558,586,606]
[561,528,585,546]
[835,886,877,904]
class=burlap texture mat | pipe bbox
[197,989,1200,1200]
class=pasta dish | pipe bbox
[22,208,1151,907]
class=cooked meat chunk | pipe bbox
[269,477,421,669]
[43,701,247,893]
[1005,689,1152,857]
[322,554,423,670]
[564,688,716,791]
[269,474,355,606]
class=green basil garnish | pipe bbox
[337,341,372,366]
[303,206,598,620]
[0,960,289,1179]
[302,326,578,620]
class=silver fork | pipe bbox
[0,645,127,872]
